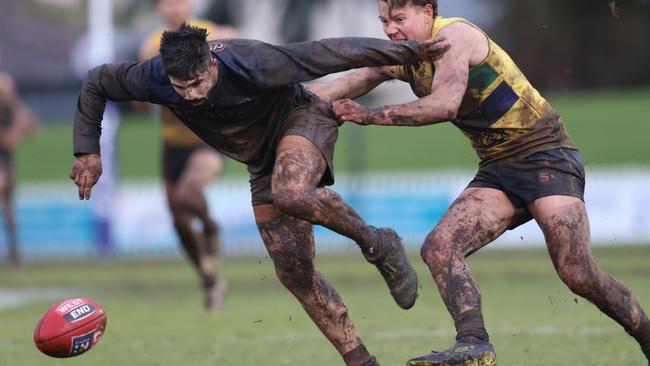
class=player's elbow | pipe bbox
[441,99,461,121]
[440,105,459,121]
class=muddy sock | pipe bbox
[455,309,490,344]
[627,318,650,359]
[361,227,382,263]
[343,344,378,366]
[362,356,379,366]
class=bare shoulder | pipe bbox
[436,22,489,66]
[437,22,485,44]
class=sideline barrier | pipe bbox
[3,168,650,261]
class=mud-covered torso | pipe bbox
[398,17,576,165]
[147,42,316,174]
[165,74,312,174]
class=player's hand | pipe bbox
[69,153,102,200]
[332,99,372,125]
[419,37,451,62]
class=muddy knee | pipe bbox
[557,264,600,296]
[271,188,315,218]
[174,183,204,208]
[421,231,454,270]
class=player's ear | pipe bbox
[423,4,434,20]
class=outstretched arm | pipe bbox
[333,24,476,126]
[74,61,154,155]
[72,60,156,200]
[305,65,400,102]
[243,37,448,90]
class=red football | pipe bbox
[34,298,107,358]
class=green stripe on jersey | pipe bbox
[468,63,499,95]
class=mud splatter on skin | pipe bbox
[271,144,376,251]
[375,63,467,127]
[538,202,649,334]
[256,209,361,355]
[70,154,102,199]
[421,190,515,320]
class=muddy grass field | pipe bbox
[1,245,649,365]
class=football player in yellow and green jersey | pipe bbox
[309,0,650,364]
[139,0,238,315]
[394,16,577,165]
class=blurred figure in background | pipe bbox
[139,0,238,315]
[0,72,38,267]
[279,0,327,42]
[204,0,240,28]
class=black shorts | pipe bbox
[249,100,338,206]
[0,149,11,171]
[162,144,218,183]
[468,147,585,228]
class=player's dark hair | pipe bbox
[160,23,211,80]
[380,0,438,16]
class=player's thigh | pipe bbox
[430,187,521,255]
[272,135,327,192]
[527,194,584,220]
[528,195,592,268]
[177,147,223,189]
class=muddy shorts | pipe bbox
[249,101,339,206]
[468,147,585,228]
[162,143,220,183]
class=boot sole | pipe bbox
[406,352,497,366]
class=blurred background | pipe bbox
[0,0,648,260]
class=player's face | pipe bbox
[169,59,218,106]
[157,0,193,28]
[378,1,434,41]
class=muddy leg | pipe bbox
[255,204,378,366]
[531,198,650,360]
[420,188,521,343]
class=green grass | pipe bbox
[15,87,650,182]
[1,246,649,365]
